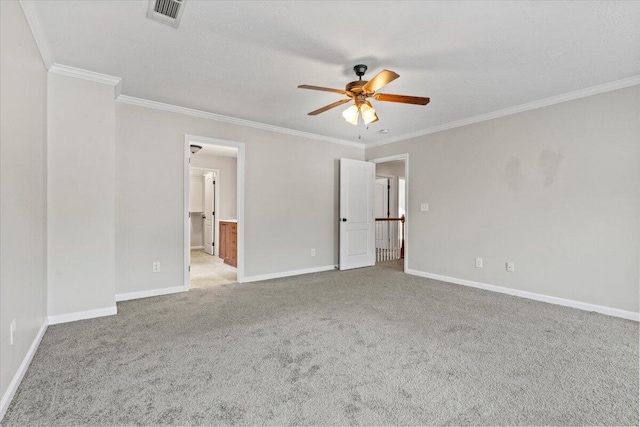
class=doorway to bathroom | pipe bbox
[187,142,239,288]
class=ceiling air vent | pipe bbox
[147,0,186,28]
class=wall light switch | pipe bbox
[421,203,429,212]
[506,262,515,272]
[311,248,316,257]
[153,262,161,273]
[475,258,483,268]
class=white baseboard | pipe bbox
[406,269,639,321]
[190,246,204,250]
[0,321,48,420]
[116,286,185,302]
[243,265,337,283]
[47,306,117,325]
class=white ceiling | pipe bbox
[29,1,640,145]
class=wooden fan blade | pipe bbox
[298,85,348,95]
[308,99,352,116]
[374,93,430,105]
[362,70,400,93]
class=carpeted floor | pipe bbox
[377,259,404,272]
[2,266,638,426]
[190,249,236,288]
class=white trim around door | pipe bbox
[368,153,409,272]
[184,135,246,289]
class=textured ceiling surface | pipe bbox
[29,1,640,144]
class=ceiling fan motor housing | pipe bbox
[345,80,368,96]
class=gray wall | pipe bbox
[0,0,48,409]
[366,86,640,313]
[376,160,405,178]
[191,154,237,221]
[47,73,117,317]
[115,102,363,294]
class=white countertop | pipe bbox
[220,219,237,223]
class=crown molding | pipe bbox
[366,75,640,148]
[49,63,122,90]
[19,0,53,70]
[117,95,365,148]
[14,0,640,151]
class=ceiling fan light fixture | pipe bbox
[299,64,429,127]
[360,101,378,125]
[342,104,360,126]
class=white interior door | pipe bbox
[204,172,215,255]
[340,158,375,270]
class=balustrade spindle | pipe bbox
[374,216,405,263]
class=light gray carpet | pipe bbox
[377,259,404,272]
[2,266,638,426]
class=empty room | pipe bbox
[1,1,638,426]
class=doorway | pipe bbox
[370,155,409,272]
[188,166,236,288]
[184,135,246,289]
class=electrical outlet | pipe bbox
[10,319,16,345]
[310,248,316,257]
[152,262,161,273]
[506,262,515,272]
[421,203,429,212]
[475,258,483,268]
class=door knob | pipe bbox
[342,218,347,222]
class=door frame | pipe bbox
[369,154,409,272]
[183,135,246,289]
[189,167,220,255]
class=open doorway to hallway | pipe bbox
[188,143,238,287]
[374,158,407,272]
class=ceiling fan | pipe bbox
[298,64,430,126]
